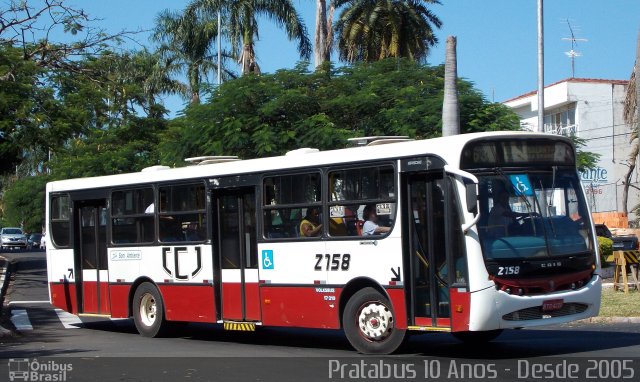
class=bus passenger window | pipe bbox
[263,173,321,240]
[158,183,207,243]
[327,165,396,238]
[111,188,154,244]
[50,194,71,247]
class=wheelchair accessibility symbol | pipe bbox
[262,250,274,270]
[509,174,533,196]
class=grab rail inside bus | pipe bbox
[444,165,480,233]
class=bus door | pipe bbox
[213,188,260,322]
[404,172,452,328]
[75,200,109,315]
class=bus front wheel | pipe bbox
[133,282,168,337]
[343,287,406,354]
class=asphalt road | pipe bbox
[2,251,640,382]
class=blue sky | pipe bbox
[73,0,640,113]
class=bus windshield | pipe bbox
[476,167,594,262]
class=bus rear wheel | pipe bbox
[133,282,168,337]
[343,287,406,354]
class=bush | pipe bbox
[597,236,613,267]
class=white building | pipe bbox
[503,78,639,217]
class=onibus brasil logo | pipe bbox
[8,359,72,382]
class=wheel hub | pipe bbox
[139,293,157,327]
[358,302,393,341]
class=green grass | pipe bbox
[599,288,640,317]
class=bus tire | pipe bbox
[133,282,168,337]
[451,329,503,343]
[343,287,406,354]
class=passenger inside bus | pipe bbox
[329,217,347,236]
[184,222,202,241]
[362,204,391,236]
[159,217,182,242]
[299,207,323,237]
[488,191,514,228]
[488,190,532,237]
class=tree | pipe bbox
[46,52,170,178]
[0,44,44,175]
[571,136,600,173]
[0,3,163,180]
[0,0,138,77]
[623,31,639,216]
[334,0,442,63]
[159,59,520,162]
[1,175,49,232]
[442,36,459,136]
[188,0,312,75]
[48,114,166,179]
[314,0,335,68]
[152,8,235,105]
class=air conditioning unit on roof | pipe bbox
[184,156,240,165]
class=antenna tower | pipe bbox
[562,19,587,78]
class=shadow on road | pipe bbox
[3,312,640,358]
[71,320,640,358]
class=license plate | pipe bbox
[542,299,564,311]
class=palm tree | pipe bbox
[315,0,335,68]
[188,0,312,75]
[442,36,459,137]
[152,8,235,105]
[335,0,442,63]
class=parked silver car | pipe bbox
[0,227,28,250]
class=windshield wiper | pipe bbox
[494,167,535,212]
[493,167,539,236]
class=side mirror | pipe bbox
[444,165,480,233]
[465,182,478,215]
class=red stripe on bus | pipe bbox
[49,282,78,314]
[450,288,470,332]
[221,282,243,320]
[260,286,341,329]
[244,282,261,321]
[158,284,217,323]
[385,288,408,330]
[109,284,130,318]
[81,281,97,313]
[76,281,111,315]
[99,281,111,314]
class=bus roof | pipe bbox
[47,131,569,192]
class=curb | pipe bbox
[577,316,640,324]
[0,255,10,306]
[602,281,640,289]
[0,255,14,337]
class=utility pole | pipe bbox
[537,0,545,133]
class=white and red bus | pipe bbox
[45,132,601,354]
